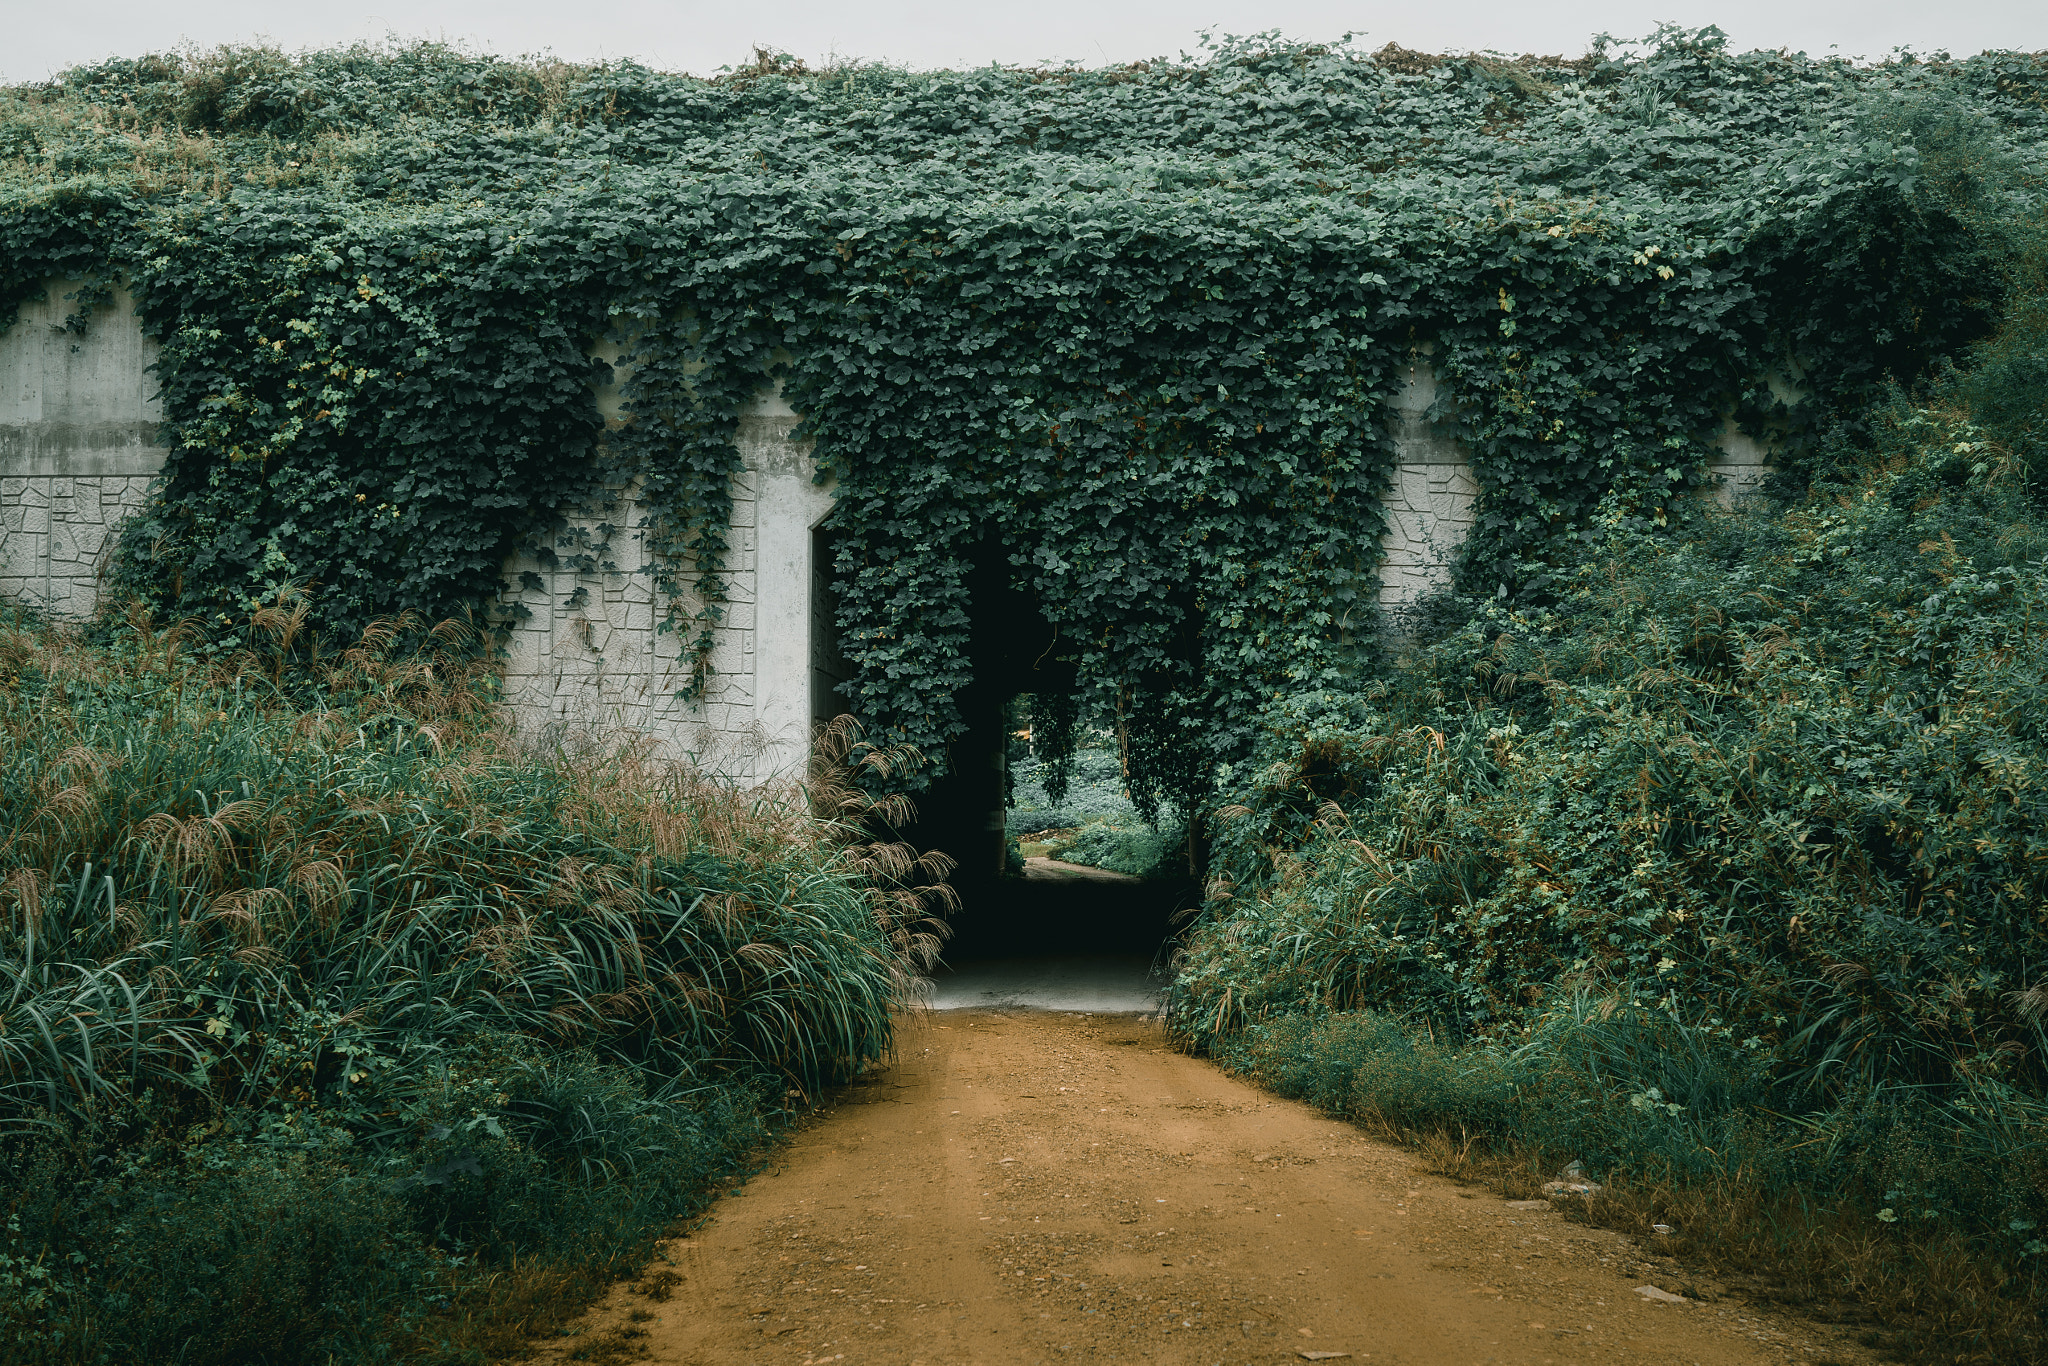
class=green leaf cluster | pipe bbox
[1184,403,2048,1060]
[1172,400,2048,1256]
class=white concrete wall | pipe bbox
[0,284,163,616]
[1378,357,1479,620]
[747,387,839,778]
[496,382,833,781]
[1708,370,1804,502]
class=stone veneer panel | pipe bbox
[493,394,833,782]
[1378,357,1479,622]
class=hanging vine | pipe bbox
[3,30,2037,801]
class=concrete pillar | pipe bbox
[741,385,836,781]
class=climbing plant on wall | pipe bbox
[3,30,2042,802]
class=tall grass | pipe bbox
[1213,1007,2048,1361]
[0,603,949,1364]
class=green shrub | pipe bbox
[1956,289,2048,489]
[1042,818,1187,880]
[0,610,945,1364]
[1212,1003,2048,1266]
[1216,1013,1521,1136]
[1172,397,2048,1290]
[6,1106,424,1365]
[1008,735,1144,836]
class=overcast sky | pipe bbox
[4,0,2042,85]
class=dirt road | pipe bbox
[543,1010,1867,1366]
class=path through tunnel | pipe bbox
[812,532,1199,1012]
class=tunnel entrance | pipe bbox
[812,535,1196,991]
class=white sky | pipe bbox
[2,0,2042,85]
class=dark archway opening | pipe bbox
[816,533,1196,986]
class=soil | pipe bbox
[535,1010,1873,1366]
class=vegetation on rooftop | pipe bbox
[4,29,2044,805]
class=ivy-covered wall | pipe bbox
[490,386,824,776]
[0,286,840,772]
[4,32,2037,801]
[1,282,1505,774]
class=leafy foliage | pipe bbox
[1168,398,2048,1344]
[1007,724,1138,834]
[1038,818,1188,880]
[1182,405,2048,1067]
[1007,716,1189,878]
[4,35,2045,799]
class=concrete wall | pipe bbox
[1378,357,1480,621]
[0,284,843,782]
[1709,420,1775,502]
[1372,354,1781,621]
[2,280,1775,773]
[0,284,162,617]
[496,380,834,781]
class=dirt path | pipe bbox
[541,1010,1870,1366]
[1020,856,1143,884]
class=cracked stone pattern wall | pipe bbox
[0,292,796,776]
[1379,357,1479,623]
[494,426,782,780]
[494,475,760,769]
[0,474,155,618]
[490,362,831,780]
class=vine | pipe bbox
[2,31,2040,802]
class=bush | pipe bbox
[7,1106,425,1366]
[1184,402,2048,1077]
[1008,733,1144,836]
[1040,818,1187,880]
[1215,1012,1520,1136]
[1172,397,2048,1353]
[0,607,948,1364]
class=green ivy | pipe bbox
[3,30,2042,799]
